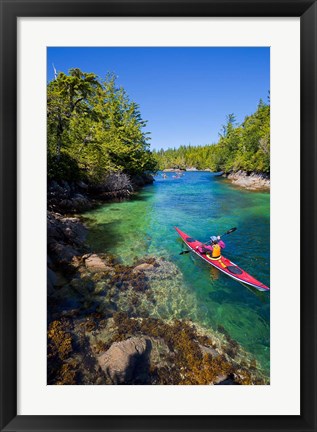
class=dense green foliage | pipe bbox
[47,69,157,182]
[153,100,270,174]
[153,145,216,171]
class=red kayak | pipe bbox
[175,227,269,292]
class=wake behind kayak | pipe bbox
[175,227,269,292]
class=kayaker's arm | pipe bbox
[205,227,237,244]
[218,239,225,249]
[196,244,213,253]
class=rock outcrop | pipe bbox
[224,171,270,190]
[47,212,88,272]
[84,254,112,273]
[48,173,154,214]
[98,337,149,384]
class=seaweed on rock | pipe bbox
[108,313,263,385]
[47,320,75,384]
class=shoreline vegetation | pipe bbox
[47,68,270,385]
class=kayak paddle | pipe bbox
[222,227,237,236]
[179,227,237,255]
[205,227,237,244]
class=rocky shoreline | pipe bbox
[47,207,268,385]
[222,171,270,191]
[48,172,154,214]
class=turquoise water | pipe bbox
[84,172,270,376]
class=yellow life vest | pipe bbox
[212,243,221,258]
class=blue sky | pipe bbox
[47,47,270,150]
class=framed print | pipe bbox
[0,0,316,431]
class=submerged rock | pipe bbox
[70,277,95,295]
[200,344,219,358]
[133,263,154,272]
[85,254,111,273]
[98,337,149,384]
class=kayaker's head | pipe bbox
[210,236,218,244]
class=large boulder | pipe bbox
[98,337,149,384]
[85,254,111,273]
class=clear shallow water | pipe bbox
[84,172,270,376]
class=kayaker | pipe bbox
[196,236,225,260]
[209,236,225,259]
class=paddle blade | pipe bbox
[218,227,237,239]
[226,227,237,235]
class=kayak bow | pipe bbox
[175,227,269,292]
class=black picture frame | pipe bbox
[0,0,316,431]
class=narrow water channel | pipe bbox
[84,172,270,376]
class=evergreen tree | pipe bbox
[153,100,270,174]
[47,69,157,182]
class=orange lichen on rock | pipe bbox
[47,320,76,385]
[110,313,256,385]
[48,320,73,361]
[56,359,79,385]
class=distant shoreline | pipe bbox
[162,168,212,172]
[222,171,270,191]
[160,168,270,191]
